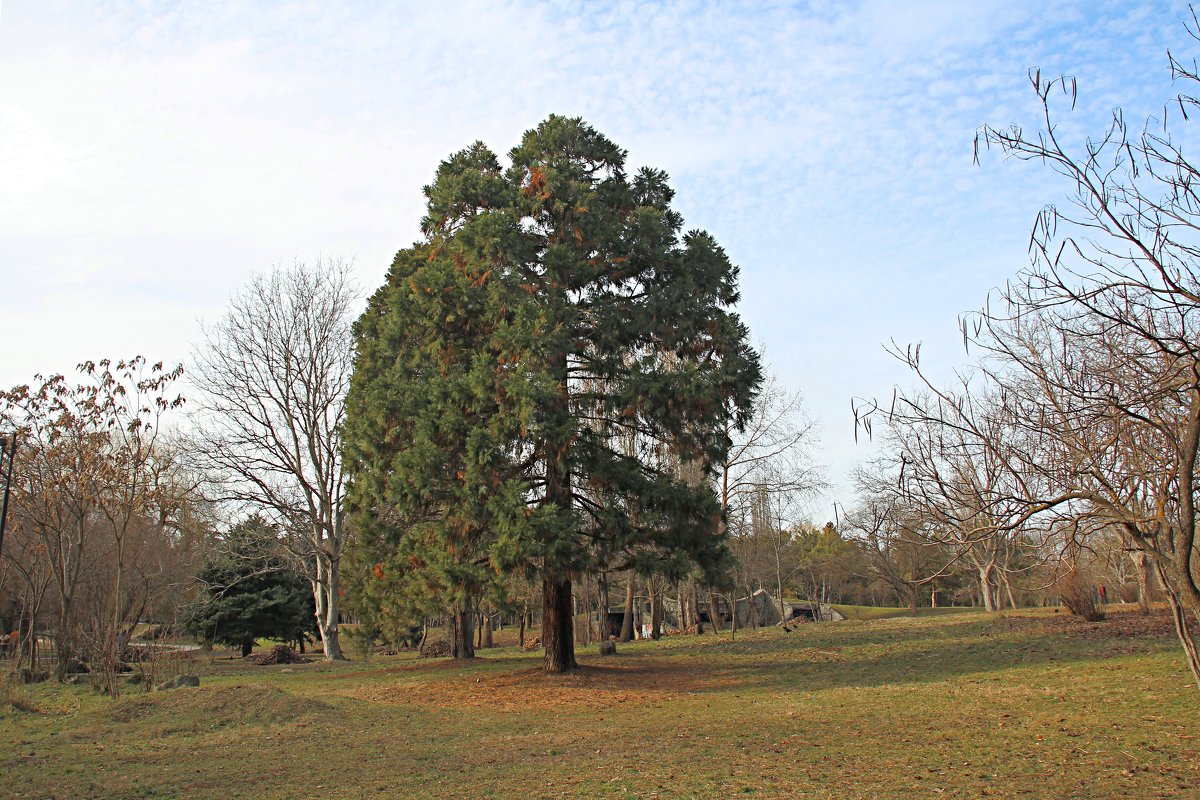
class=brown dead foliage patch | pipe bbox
[1054,608,1175,638]
[993,607,1177,641]
[339,657,729,711]
[334,655,484,682]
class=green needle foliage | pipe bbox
[182,516,315,658]
[345,116,760,672]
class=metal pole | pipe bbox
[0,436,15,558]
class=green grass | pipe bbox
[832,603,977,620]
[1,608,1195,799]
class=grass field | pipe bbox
[830,604,977,621]
[1,607,1196,799]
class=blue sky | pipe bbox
[0,1,1195,514]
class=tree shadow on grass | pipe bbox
[329,610,1180,713]
[673,609,1179,696]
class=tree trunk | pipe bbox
[1154,561,1200,689]
[581,576,592,645]
[1164,585,1200,690]
[688,584,703,634]
[708,591,722,633]
[55,601,72,682]
[1134,550,1153,614]
[1003,573,1018,611]
[450,603,475,660]
[23,617,38,675]
[775,549,787,624]
[540,342,576,673]
[241,640,253,658]
[311,548,345,660]
[730,592,739,640]
[111,535,125,642]
[518,604,526,648]
[542,573,577,673]
[320,553,346,660]
[649,579,663,640]
[483,612,493,649]
[979,563,996,612]
[620,576,635,642]
[598,573,610,639]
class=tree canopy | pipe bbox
[345,115,761,672]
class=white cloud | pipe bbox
[0,0,1195,506]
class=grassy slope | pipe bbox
[1,608,1196,800]
[831,604,977,621]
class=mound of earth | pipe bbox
[110,684,330,728]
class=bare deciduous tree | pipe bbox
[964,35,1200,683]
[870,374,1042,611]
[719,373,824,627]
[845,469,956,612]
[192,259,357,661]
[0,359,187,690]
[721,374,822,518]
[846,11,1200,692]
[853,21,1200,686]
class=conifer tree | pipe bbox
[182,516,315,657]
[345,116,760,672]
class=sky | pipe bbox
[1,0,1196,517]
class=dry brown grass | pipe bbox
[2,607,1196,800]
[338,657,729,711]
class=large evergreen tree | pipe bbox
[345,116,760,672]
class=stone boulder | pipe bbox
[156,674,200,691]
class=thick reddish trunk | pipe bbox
[540,340,576,672]
[450,604,475,660]
[542,573,577,673]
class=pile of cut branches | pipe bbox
[249,644,311,665]
[418,639,451,659]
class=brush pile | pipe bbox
[249,644,311,665]
[418,639,451,658]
